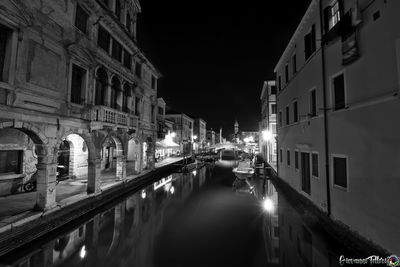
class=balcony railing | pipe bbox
[91,105,138,129]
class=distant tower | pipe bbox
[234,120,239,134]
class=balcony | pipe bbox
[90,105,138,129]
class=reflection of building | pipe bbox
[274,0,400,254]
[193,118,207,152]
[259,81,277,165]
[0,0,160,207]
[164,112,193,155]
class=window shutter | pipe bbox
[311,25,316,52]
[324,6,332,32]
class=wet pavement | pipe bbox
[0,158,362,267]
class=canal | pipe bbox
[1,159,357,267]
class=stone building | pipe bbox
[259,80,277,166]
[164,112,194,155]
[0,0,160,209]
[193,118,206,152]
[274,0,400,254]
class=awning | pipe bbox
[156,139,180,149]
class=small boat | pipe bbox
[232,159,254,180]
[232,167,254,180]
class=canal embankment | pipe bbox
[0,157,186,256]
[262,161,391,257]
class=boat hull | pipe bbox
[232,167,254,180]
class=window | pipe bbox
[333,73,345,110]
[158,107,163,115]
[280,148,283,163]
[295,151,299,169]
[75,4,89,34]
[97,26,110,52]
[333,156,347,188]
[151,105,155,123]
[287,150,290,166]
[324,0,341,31]
[293,100,298,123]
[292,54,297,74]
[115,0,121,20]
[270,85,277,95]
[278,76,282,91]
[310,89,317,116]
[285,106,290,125]
[274,226,279,238]
[123,50,132,70]
[304,24,316,60]
[278,110,282,126]
[151,75,156,89]
[285,65,289,83]
[135,62,142,78]
[0,24,12,82]
[312,153,319,177]
[135,97,141,116]
[0,150,22,174]
[112,39,122,61]
[126,13,132,32]
[70,64,86,104]
[301,152,311,194]
[271,104,277,114]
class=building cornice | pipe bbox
[274,0,318,72]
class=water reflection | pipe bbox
[1,161,360,267]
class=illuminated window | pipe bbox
[325,0,341,31]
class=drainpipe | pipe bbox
[319,0,332,216]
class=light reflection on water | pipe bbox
[1,159,359,267]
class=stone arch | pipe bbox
[127,137,141,175]
[56,130,97,162]
[0,121,55,209]
[100,133,125,180]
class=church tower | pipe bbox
[234,120,239,134]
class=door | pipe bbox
[301,152,311,194]
[105,147,111,169]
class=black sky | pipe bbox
[137,0,311,137]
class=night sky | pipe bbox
[137,0,311,137]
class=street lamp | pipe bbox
[262,129,273,141]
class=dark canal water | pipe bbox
[1,159,357,267]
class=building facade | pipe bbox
[206,129,216,147]
[259,80,277,166]
[164,113,193,155]
[193,118,206,153]
[0,0,160,209]
[274,0,400,254]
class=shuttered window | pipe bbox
[312,153,318,177]
[0,24,11,82]
[333,74,345,110]
[112,39,122,61]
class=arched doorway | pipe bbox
[0,124,53,210]
[101,135,124,183]
[127,138,141,175]
[95,68,108,106]
[56,133,89,201]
